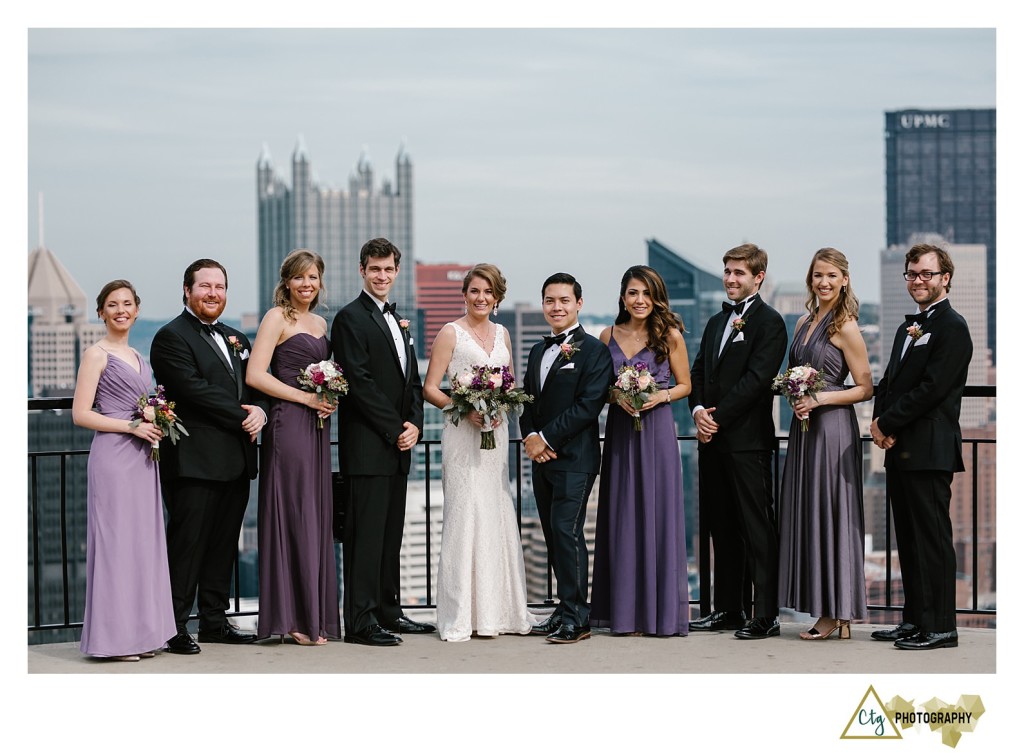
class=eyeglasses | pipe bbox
[903,271,943,281]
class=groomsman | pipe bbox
[331,237,431,646]
[151,259,267,654]
[688,244,787,639]
[870,243,972,650]
[521,273,614,644]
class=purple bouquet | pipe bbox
[444,364,534,449]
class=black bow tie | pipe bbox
[202,322,223,337]
[544,332,568,348]
[722,301,746,315]
[383,302,398,316]
[905,312,928,326]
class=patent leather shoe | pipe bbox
[530,613,563,636]
[343,624,402,647]
[870,622,919,642]
[734,617,780,639]
[545,623,591,644]
[198,623,257,644]
[379,615,436,634]
[689,610,747,632]
[894,629,958,650]
[166,631,201,655]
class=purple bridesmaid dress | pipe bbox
[591,338,689,636]
[79,351,176,657]
[256,333,341,641]
[778,310,867,621]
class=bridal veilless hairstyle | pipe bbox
[462,264,507,307]
[804,247,859,337]
[614,265,684,363]
[274,249,326,322]
[96,279,140,315]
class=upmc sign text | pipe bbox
[899,113,951,129]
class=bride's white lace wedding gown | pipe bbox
[436,322,534,641]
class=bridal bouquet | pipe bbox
[772,363,826,432]
[130,385,189,461]
[444,364,534,450]
[298,359,349,428]
[614,361,660,431]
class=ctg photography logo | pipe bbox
[841,685,986,748]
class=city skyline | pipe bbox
[26,28,995,322]
[11,8,1016,751]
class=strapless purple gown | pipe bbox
[257,333,341,640]
[591,338,689,636]
[80,352,176,657]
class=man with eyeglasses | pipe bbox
[870,243,973,650]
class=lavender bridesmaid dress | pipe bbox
[79,351,176,657]
[591,337,689,636]
[257,333,341,641]
[777,310,867,621]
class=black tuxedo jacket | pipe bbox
[331,291,424,477]
[873,298,972,472]
[520,326,614,474]
[150,311,267,483]
[688,295,788,453]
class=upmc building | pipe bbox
[884,107,996,361]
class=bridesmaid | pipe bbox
[72,280,176,661]
[246,249,340,646]
[591,265,692,636]
[777,248,872,640]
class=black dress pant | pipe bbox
[698,448,778,620]
[163,476,251,632]
[343,474,408,633]
[533,466,597,627]
[888,469,957,632]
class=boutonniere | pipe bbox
[731,317,746,332]
[226,335,245,355]
[906,323,924,341]
[560,341,581,361]
[399,319,411,332]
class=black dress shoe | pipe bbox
[689,610,747,632]
[198,623,257,644]
[870,622,919,642]
[545,623,591,644]
[734,617,780,639]
[530,613,563,636]
[343,624,402,647]
[894,629,958,650]
[379,615,436,634]
[166,631,201,655]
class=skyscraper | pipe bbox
[884,108,995,360]
[415,262,473,357]
[256,139,415,319]
[27,246,105,397]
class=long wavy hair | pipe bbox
[273,249,326,322]
[614,265,684,363]
[804,247,859,337]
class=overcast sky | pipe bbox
[27,27,995,320]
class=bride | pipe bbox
[423,263,535,641]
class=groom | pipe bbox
[870,243,972,650]
[688,243,787,639]
[521,273,614,644]
[331,237,431,646]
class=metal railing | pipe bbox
[27,386,996,635]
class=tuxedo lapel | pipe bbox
[716,296,762,372]
[361,291,404,376]
[225,331,245,399]
[892,299,950,379]
[540,327,583,398]
[182,312,235,380]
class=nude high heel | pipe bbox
[799,619,851,640]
